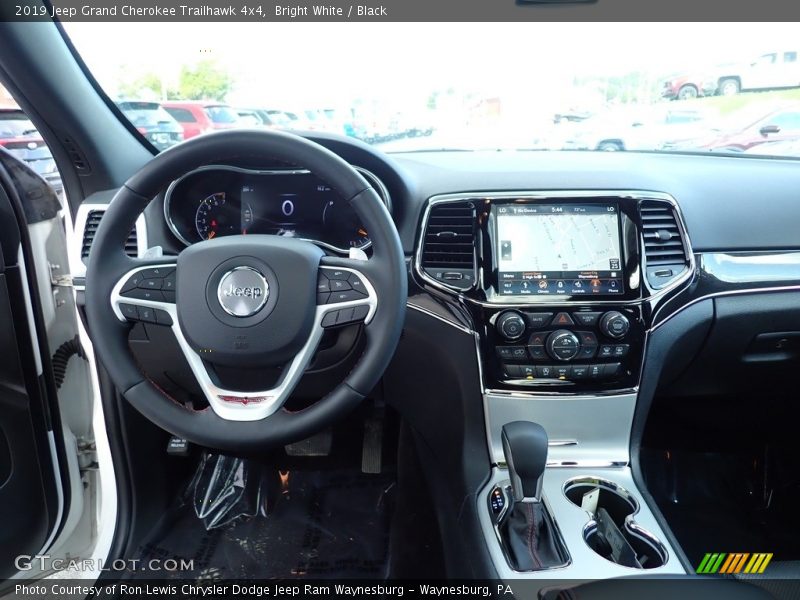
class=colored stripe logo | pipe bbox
[696,553,773,574]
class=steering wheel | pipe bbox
[85,130,407,452]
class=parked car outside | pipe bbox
[669,104,800,152]
[161,101,241,139]
[562,105,713,151]
[116,101,184,150]
[745,138,800,157]
[702,51,800,96]
[661,73,707,100]
[241,109,293,129]
[0,108,61,192]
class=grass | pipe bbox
[674,88,800,115]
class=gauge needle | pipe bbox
[208,231,216,239]
[358,228,368,236]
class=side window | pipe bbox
[756,53,777,65]
[165,107,196,123]
[769,112,800,131]
[0,83,62,197]
[784,51,798,63]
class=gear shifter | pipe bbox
[499,421,567,571]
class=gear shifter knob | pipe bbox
[501,421,548,503]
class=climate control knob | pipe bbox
[546,329,581,361]
[496,311,526,341]
[599,311,630,339]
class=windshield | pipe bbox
[64,23,800,158]
[117,101,177,126]
[0,112,38,138]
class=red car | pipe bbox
[661,74,707,100]
[161,101,241,139]
[695,105,800,152]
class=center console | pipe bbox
[413,190,695,580]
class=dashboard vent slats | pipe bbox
[81,209,138,261]
[641,200,690,289]
[420,201,476,289]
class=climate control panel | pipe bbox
[482,306,644,391]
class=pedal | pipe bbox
[285,428,332,456]
[361,410,384,474]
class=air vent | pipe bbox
[641,201,690,289]
[81,209,138,262]
[420,201,476,289]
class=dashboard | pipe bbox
[163,164,390,253]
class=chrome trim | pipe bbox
[478,467,685,580]
[71,203,148,280]
[489,481,573,573]
[563,476,640,515]
[216,266,269,317]
[110,263,377,421]
[163,164,390,254]
[406,301,474,334]
[413,190,695,307]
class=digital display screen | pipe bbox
[496,204,624,296]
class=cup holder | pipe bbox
[563,477,667,570]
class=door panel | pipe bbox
[0,164,62,579]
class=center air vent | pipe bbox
[420,201,476,289]
[641,200,690,289]
[81,209,138,262]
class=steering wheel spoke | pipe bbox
[111,262,178,325]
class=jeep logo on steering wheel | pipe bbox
[217,267,269,317]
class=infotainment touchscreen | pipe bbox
[496,204,624,296]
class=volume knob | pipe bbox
[496,311,526,341]
[599,311,630,339]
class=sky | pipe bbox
[63,22,800,109]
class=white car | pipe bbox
[703,51,800,96]
[562,106,713,152]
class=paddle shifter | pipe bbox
[499,421,567,571]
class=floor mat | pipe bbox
[128,468,396,579]
[641,447,800,566]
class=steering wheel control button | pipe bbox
[119,303,138,321]
[574,311,602,326]
[599,311,630,339]
[121,274,144,293]
[552,312,574,326]
[163,272,176,291]
[526,312,554,328]
[139,278,163,290]
[141,267,174,278]
[137,306,157,324]
[348,273,367,294]
[321,305,370,328]
[496,311,526,341]
[155,309,173,326]
[217,266,269,318]
[125,288,164,301]
[317,274,331,293]
[329,279,352,292]
[547,330,580,361]
[326,269,350,280]
[162,290,176,303]
[317,292,331,305]
[328,290,364,303]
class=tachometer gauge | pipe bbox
[322,199,371,248]
[195,192,228,240]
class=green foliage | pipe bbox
[118,72,164,100]
[174,60,233,101]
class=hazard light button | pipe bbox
[552,312,574,326]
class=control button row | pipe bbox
[317,271,368,305]
[508,310,608,329]
[503,362,622,381]
[119,302,173,326]
[321,305,370,328]
[598,344,630,358]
